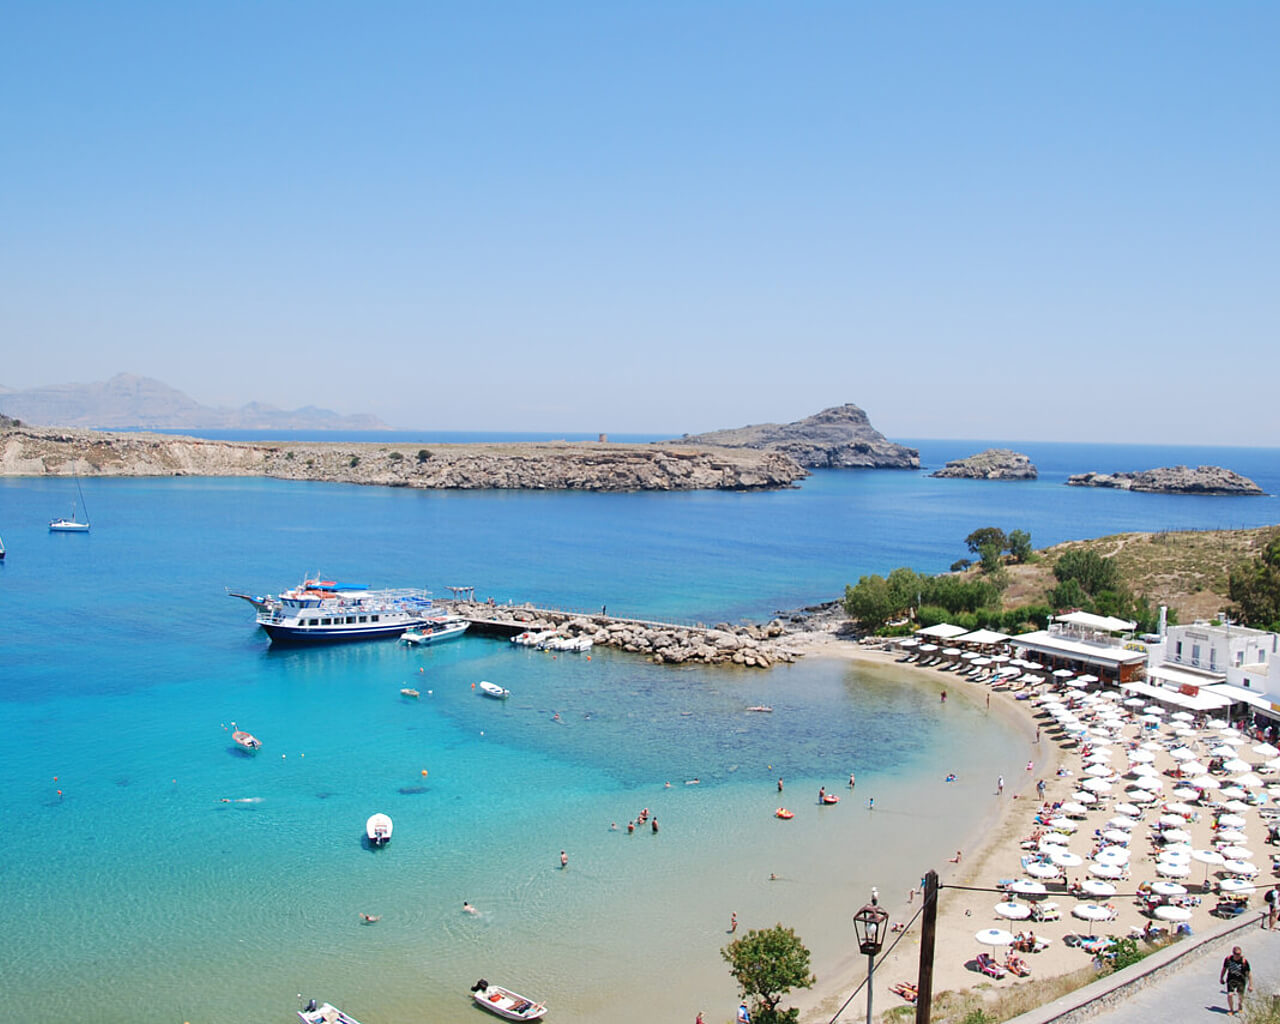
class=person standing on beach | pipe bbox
[777,777,784,793]
[849,772,856,788]
[730,911,737,933]
[997,775,1004,795]
[560,850,568,869]
[868,797,875,810]
[1220,945,1252,1015]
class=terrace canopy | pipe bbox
[915,623,971,640]
[1054,612,1137,633]
[953,629,1012,647]
[1119,681,1232,713]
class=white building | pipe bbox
[1145,622,1280,723]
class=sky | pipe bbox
[2,3,1277,443]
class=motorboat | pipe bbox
[746,705,774,713]
[470,980,547,1021]
[400,617,470,645]
[254,577,438,644]
[511,630,555,647]
[232,729,262,753]
[479,681,510,700]
[366,813,393,846]
[0,533,5,559]
[298,999,363,1024]
[400,687,420,698]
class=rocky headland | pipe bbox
[1066,465,1264,495]
[0,425,806,492]
[929,448,1037,480]
[678,403,919,469]
[450,601,800,668]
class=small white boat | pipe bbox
[401,617,470,645]
[50,472,91,532]
[400,687,420,698]
[470,980,547,1021]
[0,533,5,559]
[746,705,774,713]
[479,681,510,700]
[232,729,262,753]
[366,812,393,846]
[298,999,363,1024]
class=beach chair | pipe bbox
[1031,902,1060,922]
[975,953,1007,979]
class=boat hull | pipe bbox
[401,621,470,645]
[49,520,90,532]
[261,619,428,644]
[472,986,547,1021]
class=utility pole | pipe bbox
[915,869,939,1024]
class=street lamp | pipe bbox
[853,890,889,1024]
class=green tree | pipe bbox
[978,542,1003,574]
[1053,549,1119,594]
[886,567,925,616]
[1229,538,1280,630]
[965,527,1007,556]
[722,924,815,1024]
[1007,529,1033,563]
[843,576,896,630]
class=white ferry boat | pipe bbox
[255,578,439,644]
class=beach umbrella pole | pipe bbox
[915,869,939,1024]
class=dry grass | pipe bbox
[878,965,1103,1024]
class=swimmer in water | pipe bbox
[463,902,478,915]
[359,913,381,923]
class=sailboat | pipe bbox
[49,472,91,532]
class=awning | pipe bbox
[1055,611,1137,633]
[1202,683,1280,714]
[915,623,970,640]
[1148,664,1226,689]
[953,629,1012,646]
[1119,680,1232,711]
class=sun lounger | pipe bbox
[975,953,1007,979]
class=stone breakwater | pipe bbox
[0,426,807,492]
[451,601,801,669]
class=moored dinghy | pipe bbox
[298,999,363,1024]
[470,979,547,1021]
[479,681,510,700]
[366,812,393,846]
[232,729,262,753]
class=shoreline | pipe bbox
[783,632,1068,1022]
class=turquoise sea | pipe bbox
[1,440,1277,1023]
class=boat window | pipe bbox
[359,615,367,623]
[372,614,380,622]
[322,618,332,626]
[346,616,356,624]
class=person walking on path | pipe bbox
[1220,945,1252,1016]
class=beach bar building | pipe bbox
[1142,623,1280,726]
[1011,613,1147,685]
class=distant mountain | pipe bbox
[0,374,389,431]
[679,404,919,469]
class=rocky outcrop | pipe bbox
[0,425,807,492]
[1066,466,1265,495]
[678,404,919,469]
[930,448,1037,480]
[0,373,388,431]
[452,602,801,669]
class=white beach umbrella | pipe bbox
[917,644,939,653]
[1162,829,1192,844]
[1253,742,1280,758]
[1224,758,1252,773]
[1113,802,1141,817]
[1072,790,1100,803]
[975,928,1016,949]
[1083,751,1113,764]
[1219,846,1254,861]
[1053,668,1075,679]
[1131,776,1163,792]
[1085,764,1115,778]
[1163,802,1196,815]
[995,901,1032,920]
[1129,764,1159,777]
[1128,749,1156,763]
[1140,715,1163,725]
[1215,829,1249,844]
[1089,863,1124,879]
[1082,779,1112,794]
[1191,849,1225,866]
[1156,862,1191,878]
[1072,903,1114,921]
[1101,829,1131,845]
[1025,861,1061,879]
[1010,879,1048,897]
[1038,834,1069,850]
[1159,814,1188,828]
[1125,788,1158,804]
[1171,712,1195,722]
[1088,737,1114,747]
[1219,787,1249,800]
[1050,849,1084,868]
[1124,698,1146,707]
[1066,678,1090,689]
[1154,905,1192,922]
[1077,674,1099,684]
[1220,879,1257,895]
[1047,817,1078,832]
[960,650,979,661]
[1218,733,1246,746]
[1175,727,1199,738]
[1107,816,1136,831]
[1151,881,1188,896]
[1172,786,1202,800]
[1224,799,1253,813]
[942,647,962,657]
[1235,773,1264,788]
[1208,718,1230,729]
[1095,847,1130,866]
[1060,801,1089,817]
[1223,860,1260,877]
[1169,747,1197,761]
[1217,814,1248,829]
[1178,762,1208,776]
[1144,704,1167,715]
[1191,775,1221,790]
[1162,843,1194,856]
[1082,879,1117,897]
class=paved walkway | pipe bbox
[1088,923,1280,1023]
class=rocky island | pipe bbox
[1066,465,1265,495]
[929,448,1037,480]
[0,424,806,492]
[677,403,919,469]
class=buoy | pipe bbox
[53,776,58,781]
[586,655,591,661]
[282,754,286,759]
[471,682,475,689]
[421,769,428,777]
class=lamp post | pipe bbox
[853,889,889,1024]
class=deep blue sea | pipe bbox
[0,439,1276,1023]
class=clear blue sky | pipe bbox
[2,3,1276,443]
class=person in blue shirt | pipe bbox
[737,1003,751,1023]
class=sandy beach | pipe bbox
[786,630,1279,1023]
